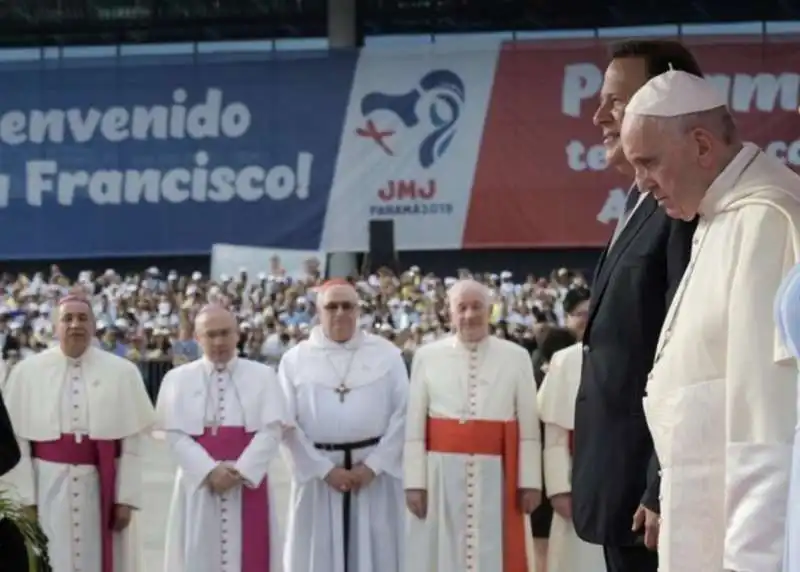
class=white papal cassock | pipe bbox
[536,343,606,572]
[0,346,155,572]
[775,262,800,572]
[156,357,286,572]
[280,326,409,572]
[404,335,541,572]
[644,143,800,571]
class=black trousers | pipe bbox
[603,544,658,572]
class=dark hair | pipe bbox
[563,286,591,315]
[539,327,577,364]
[610,40,704,79]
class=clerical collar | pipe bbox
[451,334,491,352]
[202,356,238,374]
[309,325,364,350]
[60,347,90,366]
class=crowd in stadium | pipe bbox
[0,262,592,374]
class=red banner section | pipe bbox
[463,37,800,248]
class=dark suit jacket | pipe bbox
[0,391,20,476]
[571,193,696,546]
[0,389,29,572]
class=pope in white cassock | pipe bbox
[775,263,800,572]
[156,304,287,572]
[404,279,542,572]
[280,279,409,572]
[537,341,606,572]
[620,70,800,571]
[1,294,155,572]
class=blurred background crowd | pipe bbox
[0,262,592,396]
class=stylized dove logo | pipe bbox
[355,69,466,169]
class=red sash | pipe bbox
[194,427,271,572]
[31,434,121,572]
[426,417,528,572]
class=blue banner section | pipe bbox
[0,52,357,259]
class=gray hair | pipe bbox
[653,106,739,145]
[447,279,493,308]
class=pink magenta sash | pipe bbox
[31,434,121,572]
[194,427,270,572]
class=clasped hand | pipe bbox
[324,463,376,493]
[207,462,244,495]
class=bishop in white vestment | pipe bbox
[1,295,155,572]
[537,342,605,572]
[156,305,286,572]
[404,279,542,572]
[621,71,800,571]
[280,280,409,572]
[775,262,800,572]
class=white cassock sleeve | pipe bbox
[363,353,409,479]
[234,367,287,488]
[537,353,572,497]
[278,353,336,483]
[166,432,218,490]
[156,370,219,490]
[543,424,571,497]
[403,351,429,490]
[116,434,146,509]
[515,348,541,490]
[724,206,797,571]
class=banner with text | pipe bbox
[321,38,800,251]
[0,52,356,259]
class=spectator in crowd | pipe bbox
[0,263,589,395]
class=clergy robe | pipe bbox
[280,326,408,572]
[156,357,286,572]
[643,143,800,571]
[774,262,800,572]
[404,334,541,572]
[0,346,155,572]
[536,343,605,572]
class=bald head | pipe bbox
[319,280,359,307]
[195,304,238,365]
[447,279,492,309]
[196,303,234,324]
[319,280,359,343]
[448,279,492,343]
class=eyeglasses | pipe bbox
[324,302,355,312]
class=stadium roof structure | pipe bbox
[0,0,797,47]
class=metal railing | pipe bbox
[130,357,174,403]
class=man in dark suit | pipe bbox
[571,40,703,572]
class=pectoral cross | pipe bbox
[335,383,350,403]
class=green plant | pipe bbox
[0,491,50,572]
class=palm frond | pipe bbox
[0,490,50,571]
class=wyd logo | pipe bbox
[355,69,466,170]
[356,69,465,215]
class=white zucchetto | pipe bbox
[625,70,728,117]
